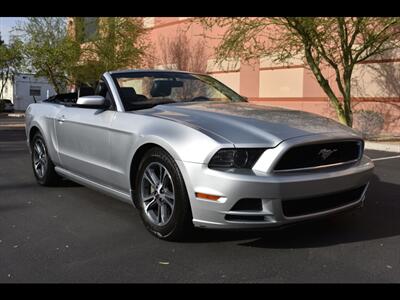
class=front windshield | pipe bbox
[111,71,246,111]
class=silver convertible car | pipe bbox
[25,70,374,240]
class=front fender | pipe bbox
[25,103,63,165]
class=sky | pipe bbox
[0,17,26,43]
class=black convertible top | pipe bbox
[45,92,78,104]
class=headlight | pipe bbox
[208,148,266,169]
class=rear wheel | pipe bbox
[31,132,61,186]
[135,147,193,241]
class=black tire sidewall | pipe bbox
[135,148,192,240]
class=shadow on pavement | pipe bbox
[56,178,82,187]
[0,128,26,142]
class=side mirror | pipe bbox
[76,95,107,108]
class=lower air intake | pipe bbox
[282,185,366,217]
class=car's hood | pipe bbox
[136,101,358,147]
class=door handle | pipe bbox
[57,115,66,123]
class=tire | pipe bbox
[135,147,193,241]
[31,132,61,186]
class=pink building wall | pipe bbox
[145,17,400,136]
[240,59,260,97]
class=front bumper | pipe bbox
[177,154,374,229]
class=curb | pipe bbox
[365,141,400,153]
[7,113,25,118]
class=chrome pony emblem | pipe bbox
[318,148,338,160]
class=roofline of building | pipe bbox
[13,72,46,77]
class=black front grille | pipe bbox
[274,140,362,171]
[282,185,366,217]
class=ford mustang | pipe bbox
[25,70,375,240]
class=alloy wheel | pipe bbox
[33,139,47,178]
[140,162,175,226]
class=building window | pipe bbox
[75,17,98,43]
[30,86,41,97]
[84,17,98,41]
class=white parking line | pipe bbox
[371,155,400,162]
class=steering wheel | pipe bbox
[191,96,210,102]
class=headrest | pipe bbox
[78,86,95,97]
[120,87,137,99]
[95,81,108,97]
[150,80,183,97]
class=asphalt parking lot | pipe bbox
[1,114,400,283]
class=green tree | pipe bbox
[199,17,400,127]
[0,39,24,99]
[71,17,148,88]
[16,17,81,94]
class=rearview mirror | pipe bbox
[76,95,106,107]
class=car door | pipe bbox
[55,96,116,186]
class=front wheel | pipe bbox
[135,147,193,241]
[31,132,61,186]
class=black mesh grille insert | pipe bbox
[274,141,362,171]
[231,198,262,211]
[282,185,366,217]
